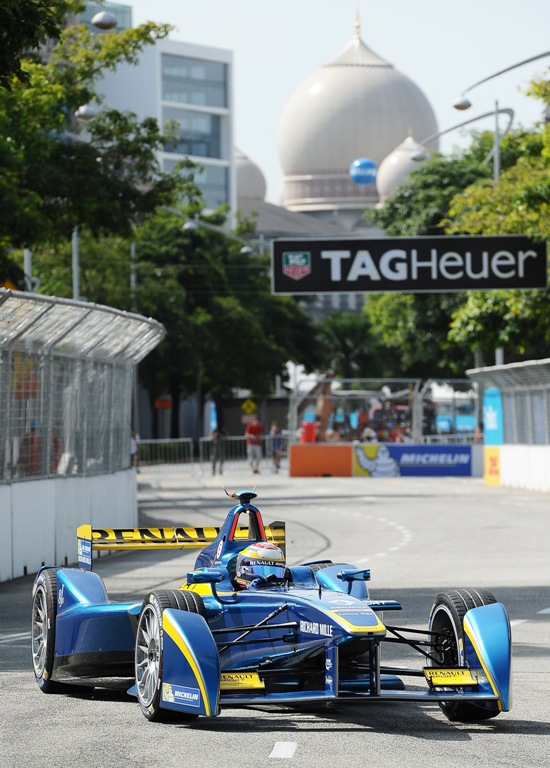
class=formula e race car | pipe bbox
[31,490,512,724]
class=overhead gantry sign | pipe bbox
[271,236,547,294]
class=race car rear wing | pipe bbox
[76,522,285,571]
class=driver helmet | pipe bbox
[235,541,286,588]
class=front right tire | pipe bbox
[429,587,499,722]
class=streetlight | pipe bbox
[91,11,118,30]
[182,214,254,255]
[453,50,550,366]
[69,11,118,300]
[453,50,550,186]
[411,107,514,165]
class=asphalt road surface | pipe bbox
[1,469,549,768]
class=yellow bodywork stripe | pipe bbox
[162,611,212,716]
[327,610,386,635]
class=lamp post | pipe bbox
[412,107,515,164]
[69,11,118,301]
[182,214,255,254]
[453,50,550,187]
[453,50,550,366]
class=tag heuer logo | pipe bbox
[282,251,311,281]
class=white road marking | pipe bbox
[269,742,297,759]
[538,607,550,614]
[510,619,529,627]
[0,632,31,644]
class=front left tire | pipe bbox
[135,590,205,722]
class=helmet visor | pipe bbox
[244,563,286,581]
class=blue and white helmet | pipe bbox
[235,541,286,587]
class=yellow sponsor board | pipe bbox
[484,446,501,486]
[424,667,478,687]
[220,671,265,690]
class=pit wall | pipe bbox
[0,470,137,582]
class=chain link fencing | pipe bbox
[0,290,164,483]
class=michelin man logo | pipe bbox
[355,444,400,477]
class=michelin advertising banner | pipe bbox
[353,444,472,477]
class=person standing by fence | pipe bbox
[131,429,141,470]
[270,421,284,473]
[210,425,227,475]
[245,414,263,474]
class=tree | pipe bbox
[315,311,398,379]
[365,152,491,236]
[446,82,550,363]
[361,121,549,374]
[124,205,324,436]
[0,0,73,89]
[0,12,181,254]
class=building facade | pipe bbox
[94,4,235,213]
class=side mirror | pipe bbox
[337,569,371,583]
[187,568,225,585]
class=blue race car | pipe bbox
[31,489,511,724]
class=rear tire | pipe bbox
[429,588,499,722]
[135,590,205,722]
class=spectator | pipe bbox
[270,421,284,473]
[245,414,263,474]
[361,421,378,443]
[19,421,41,476]
[210,425,227,475]
[130,429,141,470]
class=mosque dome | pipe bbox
[277,22,438,224]
[235,148,267,201]
[376,134,429,205]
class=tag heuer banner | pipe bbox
[272,236,547,294]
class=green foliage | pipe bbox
[365,152,491,236]
[315,311,398,379]
[362,106,550,372]
[364,292,472,377]
[0,15,180,250]
[446,120,550,362]
[0,0,77,89]
[122,206,324,411]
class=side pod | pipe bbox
[160,609,220,717]
[463,602,512,711]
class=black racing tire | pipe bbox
[31,569,66,693]
[135,590,206,722]
[429,588,499,722]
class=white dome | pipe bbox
[235,148,267,201]
[376,134,430,204]
[277,25,438,214]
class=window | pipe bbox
[162,55,227,108]
[164,159,229,210]
[163,107,221,158]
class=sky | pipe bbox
[128,0,550,204]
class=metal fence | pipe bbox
[0,290,165,483]
[139,438,195,468]
[136,435,291,474]
[467,358,550,444]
